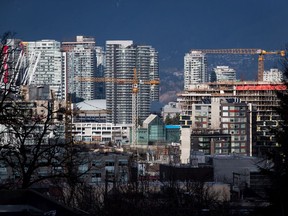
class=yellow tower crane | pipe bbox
[75,68,160,146]
[192,49,285,81]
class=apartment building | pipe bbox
[62,36,97,102]
[263,68,283,82]
[105,41,159,124]
[95,46,105,99]
[180,98,252,156]
[210,66,236,82]
[178,81,286,156]
[184,51,207,90]
[23,40,64,99]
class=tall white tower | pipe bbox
[24,40,64,99]
[184,51,207,90]
[211,66,236,82]
[263,68,283,82]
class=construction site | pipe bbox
[179,81,286,156]
[179,48,287,156]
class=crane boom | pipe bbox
[192,49,260,55]
[75,76,159,85]
[192,49,285,81]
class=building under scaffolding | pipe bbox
[177,81,286,156]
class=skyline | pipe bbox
[2,0,288,71]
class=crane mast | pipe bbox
[76,68,160,147]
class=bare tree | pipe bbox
[0,32,86,190]
[0,91,81,189]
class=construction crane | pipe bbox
[75,68,160,147]
[192,49,285,81]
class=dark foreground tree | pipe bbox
[0,33,86,189]
[255,49,288,216]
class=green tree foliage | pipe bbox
[164,113,180,125]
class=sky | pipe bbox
[1,0,288,71]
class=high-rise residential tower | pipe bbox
[105,41,159,124]
[210,66,236,82]
[95,46,105,99]
[184,51,207,90]
[62,36,97,102]
[23,40,64,99]
[263,68,284,82]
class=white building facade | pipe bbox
[211,66,236,82]
[73,122,131,145]
[263,68,283,82]
[184,51,207,90]
[62,36,97,102]
[24,40,64,99]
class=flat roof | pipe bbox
[165,125,180,129]
[75,100,106,110]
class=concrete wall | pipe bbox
[180,127,191,164]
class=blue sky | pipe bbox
[1,0,288,70]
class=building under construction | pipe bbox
[177,81,286,156]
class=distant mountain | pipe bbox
[159,68,183,104]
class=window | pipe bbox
[223,149,229,153]
[233,149,240,153]
[92,160,102,167]
[119,160,128,166]
[232,142,240,147]
[105,161,115,166]
[78,164,88,173]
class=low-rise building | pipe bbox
[73,122,131,145]
[180,98,254,158]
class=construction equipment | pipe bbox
[1,41,41,89]
[75,68,160,146]
[192,49,285,81]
